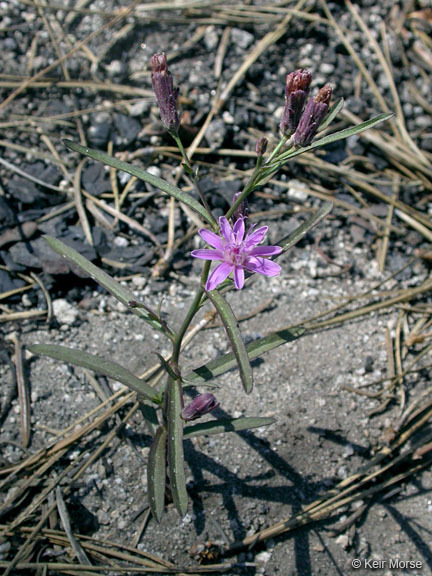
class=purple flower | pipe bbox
[182,393,219,421]
[280,69,312,135]
[293,84,332,147]
[191,216,282,291]
[150,53,179,132]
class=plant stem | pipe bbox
[225,135,294,221]
[171,260,211,366]
[265,134,289,165]
[171,131,217,227]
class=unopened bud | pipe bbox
[256,137,268,157]
[293,84,332,147]
[150,53,179,132]
[182,393,219,421]
[280,69,312,135]
[315,83,332,105]
[231,191,249,224]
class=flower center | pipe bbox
[224,241,246,266]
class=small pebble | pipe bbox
[52,299,78,325]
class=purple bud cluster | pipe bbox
[280,69,332,147]
[293,84,332,147]
[150,53,179,132]
[280,69,312,136]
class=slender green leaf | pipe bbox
[44,235,170,338]
[184,416,275,439]
[63,140,215,227]
[319,98,344,131]
[277,202,333,253]
[147,426,167,523]
[277,112,394,163]
[262,113,393,179]
[206,290,253,394]
[28,344,159,404]
[167,377,188,517]
[185,326,304,384]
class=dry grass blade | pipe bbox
[0,282,34,302]
[82,190,164,256]
[341,109,432,181]
[395,208,432,243]
[227,400,432,552]
[0,139,67,165]
[30,271,53,323]
[0,0,142,110]
[56,486,92,565]
[377,182,398,272]
[0,309,47,323]
[5,333,31,448]
[344,0,428,162]
[0,78,154,98]
[321,0,393,126]
[0,560,247,573]
[0,157,66,193]
[217,0,309,113]
[71,402,140,483]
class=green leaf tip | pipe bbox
[206,290,253,394]
[184,416,275,439]
[28,343,159,404]
[43,235,170,337]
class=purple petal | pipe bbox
[206,262,233,291]
[219,217,233,242]
[234,266,245,289]
[249,245,282,257]
[245,225,268,247]
[233,218,245,242]
[244,256,281,277]
[199,228,224,250]
[191,249,224,261]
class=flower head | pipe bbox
[280,69,312,135]
[191,216,282,291]
[182,393,219,421]
[293,84,332,147]
[150,52,179,132]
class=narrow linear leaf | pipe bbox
[184,416,275,439]
[167,377,188,517]
[185,326,304,384]
[207,290,253,394]
[63,140,215,227]
[28,344,159,404]
[272,112,394,166]
[319,97,344,131]
[147,426,167,523]
[44,235,169,337]
[310,112,394,149]
[277,202,333,253]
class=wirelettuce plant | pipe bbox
[28,52,392,522]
